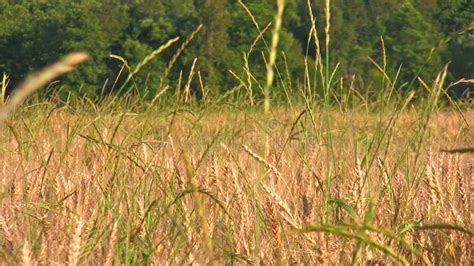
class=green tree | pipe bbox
[435,0,473,96]
[0,0,129,97]
[62,0,129,97]
[228,0,305,96]
[118,0,199,97]
[193,0,233,92]
[383,1,443,85]
[332,0,373,76]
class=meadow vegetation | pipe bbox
[0,0,473,265]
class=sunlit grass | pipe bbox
[0,0,472,264]
[0,97,472,264]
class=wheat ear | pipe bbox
[0,52,89,123]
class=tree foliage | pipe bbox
[0,0,471,98]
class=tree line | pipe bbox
[0,0,472,99]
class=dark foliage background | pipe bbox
[0,0,472,98]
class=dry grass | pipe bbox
[0,102,472,264]
[0,1,472,264]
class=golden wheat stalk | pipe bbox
[238,0,262,32]
[265,199,282,261]
[0,52,89,123]
[306,0,323,71]
[1,73,9,104]
[21,238,37,266]
[152,25,203,104]
[248,22,272,56]
[242,144,282,178]
[104,222,119,266]
[68,218,84,266]
[324,0,331,52]
[109,54,131,92]
[184,58,198,103]
[123,37,180,88]
[264,0,285,114]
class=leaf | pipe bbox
[329,199,359,222]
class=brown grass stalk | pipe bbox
[0,52,89,123]
[21,239,36,266]
[104,222,119,266]
[68,218,84,266]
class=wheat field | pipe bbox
[0,100,472,264]
[0,0,473,264]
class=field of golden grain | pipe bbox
[0,102,472,264]
[0,1,472,263]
